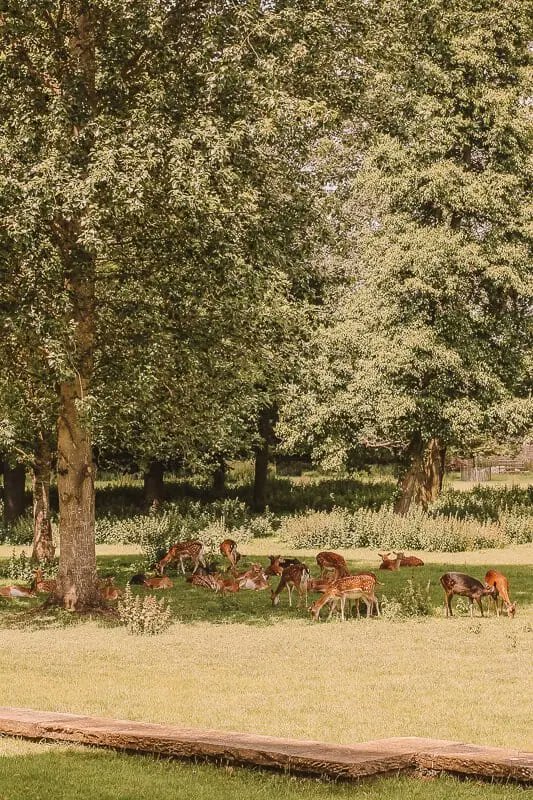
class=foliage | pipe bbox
[2,549,34,583]
[396,579,433,617]
[434,485,533,522]
[117,586,172,636]
[279,506,532,552]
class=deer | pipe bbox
[397,552,424,567]
[188,573,240,593]
[264,555,304,577]
[143,575,173,590]
[0,585,36,598]
[219,539,241,572]
[156,540,206,575]
[316,551,349,580]
[378,552,402,571]
[98,576,121,601]
[309,574,380,622]
[271,562,310,608]
[484,570,517,618]
[236,563,269,591]
[32,568,57,594]
[440,572,497,617]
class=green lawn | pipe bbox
[0,745,530,800]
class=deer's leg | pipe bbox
[477,597,484,617]
[444,592,452,617]
[287,584,293,608]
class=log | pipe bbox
[0,707,530,784]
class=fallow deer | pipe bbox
[264,555,304,577]
[440,572,497,617]
[0,585,35,598]
[309,575,379,622]
[156,540,206,575]
[397,552,424,567]
[236,563,269,591]
[143,575,174,589]
[484,570,517,618]
[378,552,402,571]
[316,551,349,580]
[271,563,310,608]
[189,572,240,593]
[98,576,121,601]
[33,568,57,594]
[219,539,241,571]
[307,577,335,595]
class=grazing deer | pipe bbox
[309,575,380,622]
[156,540,206,575]
[307,577,335,595]
[271,563,310,608]
[32,568,57,594]
[316,551,349,580]
[143,575,173,590]
[219,539,241,571]
[378,552,402,571]
[0,585,35,598]
[484,570,517,618]
[440,572,497,617]
[236,563,269,591]
[264,555,303,577]
[397,552,424,567]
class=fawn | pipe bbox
[271,563,310,608]
[309,575,379,622]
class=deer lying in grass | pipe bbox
[378,552,402,571]
[440,572,497,617]
[484,570,516,618]
[271,563,310,608]
[309,574,380,622]
[98,576,122,601]
[219,539,241,571]
[143,575,173,589]
[188,573,240,593]
[0,585,35,598]
[156,540,206,575]
[264,555,304,577]
[316,551,349,580]
[236,563,269,591]
[397,552,424,567]
[32,568,57,594]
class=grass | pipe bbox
[0,549,531,750]
[0,743,531,800]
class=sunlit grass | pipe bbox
[0,743,530,800]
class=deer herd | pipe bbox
[0,538,518,621]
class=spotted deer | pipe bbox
[219,539,241,571]
[316,551,349,580]
[397,552,424,567]
[264,555,304,577]
[271,563,310,608]
[484,570,516,618]
[0,585,35,598]
[309,575,380,622]
[440,572,497,617]
[189,573,240,593]
[236,563,269,591]
[378,552,402,571]
[156,540,206,575]
[32,568,57,594]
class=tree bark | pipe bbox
[31,434,55,563]
[212,454,227,498]
[252,407,275,513]
[394,435,446,515]
[3,462,26,525]
[143,461,165,510]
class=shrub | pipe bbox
[3,549,34,583]
[397,579,433,617]
[117,586,172,635]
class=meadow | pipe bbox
[0,470,531,798]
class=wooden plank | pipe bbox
[0,707,531,784]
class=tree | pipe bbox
[280,0,532,511]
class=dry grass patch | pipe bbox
[0,615,531,751]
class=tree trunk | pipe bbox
[394,435,446,515]
[212,455,227,498]
[3,462,26,525]
[31,434,55,563]
[252,407,275,513]
[143,461,165,510]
